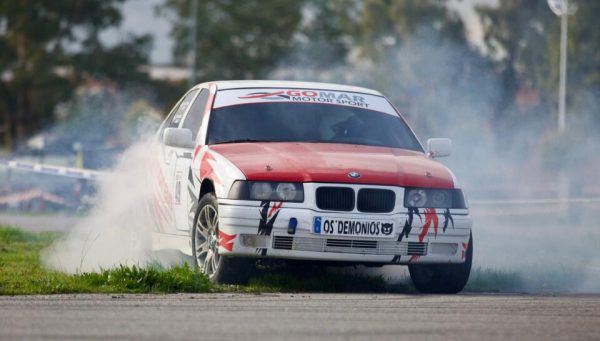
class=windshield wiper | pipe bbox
[212,138,273,145]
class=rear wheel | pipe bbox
[409,233,473,294]
[192,193,252,284]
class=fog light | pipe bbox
[239,234,268,247]
[288,217,298,235]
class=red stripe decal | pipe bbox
[268,201,283,218]
[218,231,236,252]
[238,91,285,99]
[461,242,469,260]
[418,208,438,242]
[193,145,202,160]
[199,152,223,185]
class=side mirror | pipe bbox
[426,138,452,158]
[163,128,194,149]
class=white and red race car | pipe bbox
[152,80,472,293]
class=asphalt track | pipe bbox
[1,293,599,340]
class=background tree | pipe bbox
[346,0,497,148]
[160,0,303,81]
[551,0,600,131]
[477,1,555,129]
[477,0,600,161]
[0,0,152,150]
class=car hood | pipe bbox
[209,142,455,188]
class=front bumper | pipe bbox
[217,199,472,265]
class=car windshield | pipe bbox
[207,102,422,151]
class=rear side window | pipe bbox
[182,89,209,140]
[169,89,199,128]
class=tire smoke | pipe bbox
[42,140,162,273]
[271,25,600,293]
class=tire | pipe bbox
[409,232,473,294]
[191,193,252,284]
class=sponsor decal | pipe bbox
[175,179,181,205]
[215,88,400,114]
[238,90,371,108]
[381,223,393,236]
[218,231,236,252]
[316,217,394,238]
[149,157,175,232]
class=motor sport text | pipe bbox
[317,218,394,237]
[287,90,369,108]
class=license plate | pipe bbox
[313,217,395,238]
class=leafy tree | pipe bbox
[159,0,303,80]
[550,0,600,132]
[356,0,465,60]
[0,0,152,150]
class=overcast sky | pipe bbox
[105,0,497,65]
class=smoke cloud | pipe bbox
[41,140,160,273]
[272,24,600,293]
[4,86,171,273]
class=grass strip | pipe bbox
[0,226,213,295]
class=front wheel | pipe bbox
[409,233,473,294]
[192,193,252,284]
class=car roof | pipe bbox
[196,80,383,96]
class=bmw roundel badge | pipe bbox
[348,171,361,179]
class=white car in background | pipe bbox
[152,80,472,293]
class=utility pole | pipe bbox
[547,0,577,134]
[188,0,198,87]
[547,0,578,219]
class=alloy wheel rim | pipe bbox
[194,204,220,277]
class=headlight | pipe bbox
[276,183,299,201]
[406,189,427,207]
[250,182,273,200]
[404,188,466,209]
[228,181,304,202]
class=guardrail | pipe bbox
[0,159,106,180]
